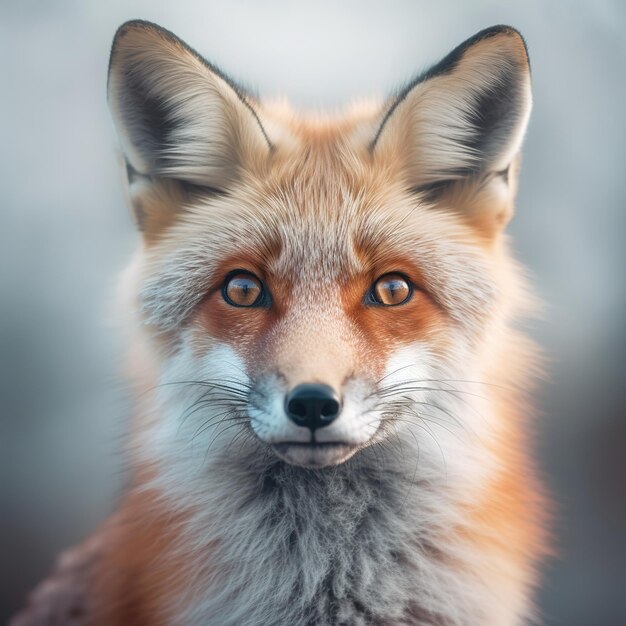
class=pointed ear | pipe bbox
[371,25,532,230]
[107,20,272,192]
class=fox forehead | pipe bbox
[138,136,497,337]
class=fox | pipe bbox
[12,20,549,626]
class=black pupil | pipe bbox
[388,280,402,298]
[240,280,252,297]
[228,275,260,305]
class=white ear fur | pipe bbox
[372,26,532,189]
[107,20,272,189]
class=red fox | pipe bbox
[13,20,548,626]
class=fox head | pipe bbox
[108,21,533,476]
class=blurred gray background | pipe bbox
[1,1,625,624]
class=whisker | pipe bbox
[148,378,255,397]
[373,364,419,386]
[179,396,247,430]
[203,417,249,464]
[396,422,422,514]
[390,417,448,479]
[192,410,244,442]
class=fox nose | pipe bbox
[285,383,341,430]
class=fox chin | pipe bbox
[12,21,549,626]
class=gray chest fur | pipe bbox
[177,450,478,626]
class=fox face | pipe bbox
[109,22,532,478]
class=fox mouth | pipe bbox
[271,441,360,468]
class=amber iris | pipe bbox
[223,273,263,307]
[372,273,412,306]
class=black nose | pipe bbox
[285,383,341,430]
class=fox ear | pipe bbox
[371,25,531,229]
[107,20,272,193]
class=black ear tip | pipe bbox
[474,24,530,70]
[109,20,150,76]
[112,19,164,42]
[110,20,182,58]
[474,24,524,39]
[108,20,180,85]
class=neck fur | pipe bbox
[152,438,493,626]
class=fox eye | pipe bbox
[222,272,264,307]
[369,273,413,306]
